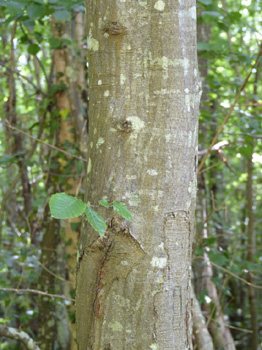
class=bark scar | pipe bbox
[93,242,113,318]
[102,21,127,36]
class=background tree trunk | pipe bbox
[246,145,258,350]
[76,1,200,349]
[38,14,88,350]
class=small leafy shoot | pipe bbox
[49,193,132,238]
[113,201,132,221]
[85,206,107,237]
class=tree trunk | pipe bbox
[76,1,200,349]
[38,14,88,350]
[246,146,258,350]
[192,285,214,350]
[194,8,236,349]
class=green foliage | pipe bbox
[49,192,86,219]
[27,3,47,19]
[112,201,132,221]
[27,43,41,55]
[99,199,111,208]
[50,193,132,237]
[85,206,107,238]
[100,199,132,220]
[53,9,71,21]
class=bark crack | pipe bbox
[93,242,113,318]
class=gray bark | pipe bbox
[192,285,214,350]
[76,1,201,349]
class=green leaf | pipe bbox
[239,145,252,158]
[28,43,41,55]
[0,1,7,7]
[0,151,25,165]
[49,37,62,49]
[202,11,221,18]
[27,3,46,20]
[85,206,107,237]
[197,42,211,51]
[113,201,132,221]
[202,11,221,23]
[198,0,212,4]
[208,251,228,266]
[53,9,71,21]
[6,2,23,17]
[49,193,86,219]
[204,237,217,246]
[99,199,111,208]
[20,34,29,44]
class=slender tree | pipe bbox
[76,1,200,349]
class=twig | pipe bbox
[32,256,74,285]
[194,256,262,290]
[0,287,75,302]
[226,323,252,334]
[198,41,262,173]
[4,121,87,162]
[0,325,41,350]
[0,60,46,96]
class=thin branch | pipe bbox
[198,41,262,173]
[0,60,46,95]
[226,324,252,334]
[4,121,87,162]
[32,256,74,285]
[198,140,229,157]
[194,256,262,290]
[0,325,41,350]
[0,287,75,302]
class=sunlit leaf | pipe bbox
[50,193,86,219]
[27,3,46,20]
[113,201,132,221]
[85,206,107,237]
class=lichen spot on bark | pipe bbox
[108,321,123,332]
[139,1,147,8]
[104,90,110,97]
[189,6,197,19]
[87,158,92,174]
[150,344,159,350]
[96,137,105,148]
[87,30,99,51]
[120,74,126,85]
[146,169,158,176]
[151,257,167,269]
[126,116,145,138]
[154,0,165,11]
